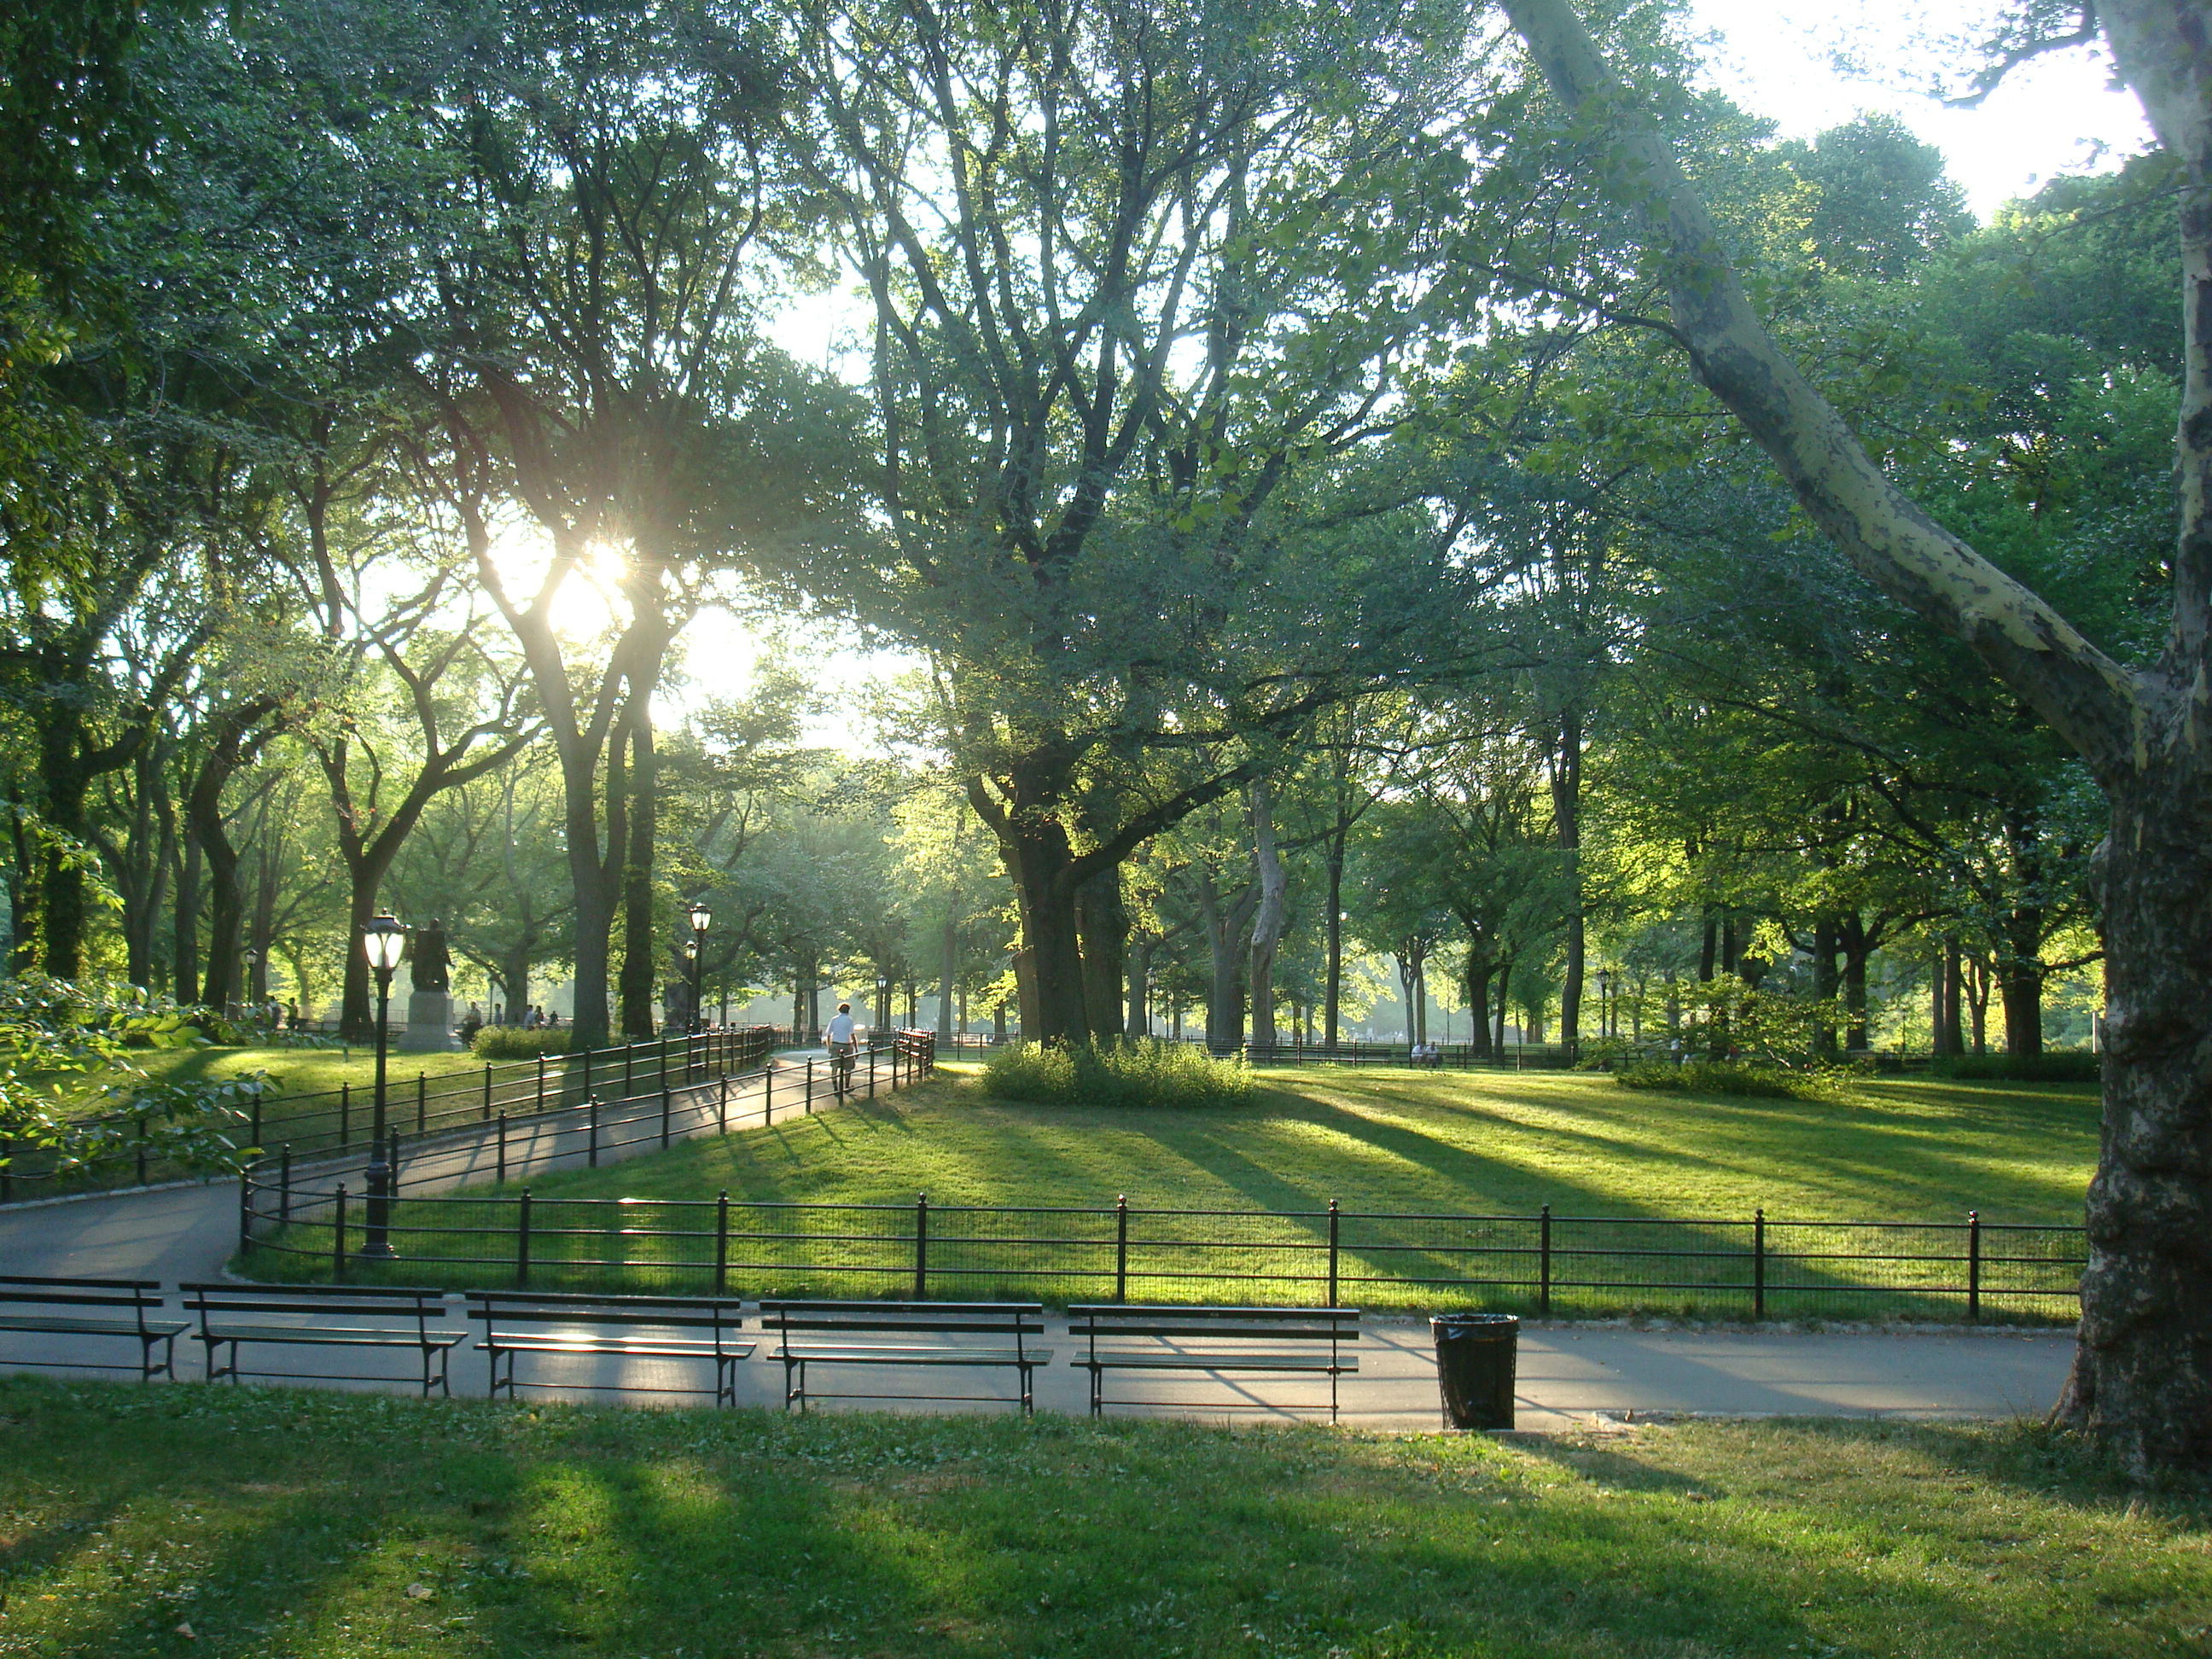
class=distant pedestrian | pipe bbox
[825,1001,858,1097]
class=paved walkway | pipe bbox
[0,1062,2077,1431]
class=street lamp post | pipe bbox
[686,899,712,1033]
[359,913,406,1259]
[1596,969,1615,1041]
[241,947,260,1023]
[876,976,891,1033]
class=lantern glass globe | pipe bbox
[362,914,407,971]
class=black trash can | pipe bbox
[1431,1312,1517,1430]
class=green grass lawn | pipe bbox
[247,1068,2095,1319]
[507,1065,2099,1222]
[0,1378,2198,1659]
[125,1045,496,1101]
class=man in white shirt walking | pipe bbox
[825,1002,859,1097]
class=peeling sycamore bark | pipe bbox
[1499,0,2212,1473]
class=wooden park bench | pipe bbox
[757,1300,1051,1414]
[180,1283,464,1396]
[0,1275,186,1382]
[465,1290,754,1406]
[1066,1304,1361,1422]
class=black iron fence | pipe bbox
[3,1027,784,1204]
[243,1164,2080,1324]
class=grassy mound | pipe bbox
[0,1378,2200,1659]
[982,1037,1254,1109]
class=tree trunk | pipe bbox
[1812,917,1839,1057]
[2058,771,2212,1471]
[559,745,622,1051]
[937,905,958,1039]
[1202,888,1249,1053]
[182,700,277,1013]
[993,800,1090,1044]
[1020,864,1090,1044]
[1493,959,1511,1054]
[1464,956,1494,1060]
[2001,963,2046,1057]
[123,752,173,989]
[339,846,404,1040]
[1075,864,1128,1042]
[1126,934,1154,1037]
[1550,707,1585,1049]
[34,710,94,978]
[1934,935,1964,1057]
[1324,831,1348,1049]
[189,785,245,1015]
[1840,911,1871,1051]
[172,826,201,1005]
[618,711,659,1039]
[498,937,533,1022]
[1248,779,1289,1049]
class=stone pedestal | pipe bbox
[399,990,457,1052]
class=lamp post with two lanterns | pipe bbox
[686,899,712,1034]
[358,913,407,1259]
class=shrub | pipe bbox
[1614,1058,1849,1102]
[470,1025,572,1061]
[1929,1051,2099,1084]
[981,1038,1254,1109]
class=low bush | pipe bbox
[1929,1051,2100,1083]
[981,1037,1254,1109]
[469,1025,572,1060]
[1614,1057,1849,1102]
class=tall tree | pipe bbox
[800,0,1511,1039]
[1500,0,2211,1472]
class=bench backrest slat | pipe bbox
[178,1291,446,1309]
[1071,1323,1355,1342]
[0,1288,162,1311]
[468,1308,742,1331]
[756,1309,1039,1318]
[1066,1305,1361,1346]
[0,1274,163,1294]
[190,1300,442,1319]
[1067,1305,1359,1320]
[766,1316,1045,1336]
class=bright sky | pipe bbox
[1686,0,2153,215]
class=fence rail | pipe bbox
[3,1026,787,1204]
[243,1155,2081,1323]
